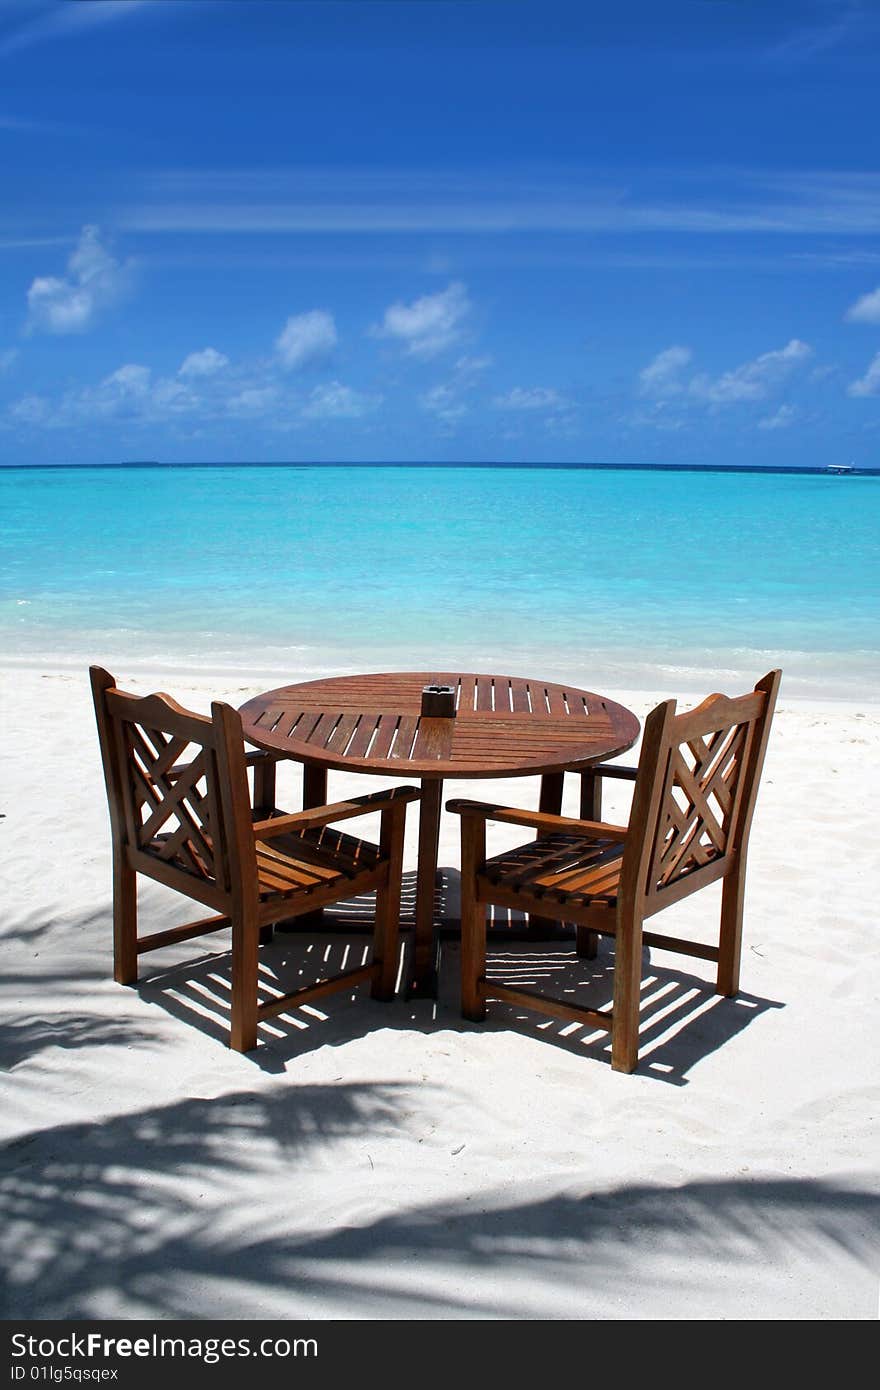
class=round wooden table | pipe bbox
[239,672,640,994]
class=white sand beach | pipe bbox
[1,663,878,1321]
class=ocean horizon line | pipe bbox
[2,459,879,476]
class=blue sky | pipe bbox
[1,0,879,466]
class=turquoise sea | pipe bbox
[1,465,878,698]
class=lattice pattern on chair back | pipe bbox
[105,690,232,894]
[642,686,770,903]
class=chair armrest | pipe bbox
[445,799,629,840]
[252,785,420,838]
[587,764,638,781]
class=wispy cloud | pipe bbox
[276,309,337,370]
[0,0,149,62]
[225,386,279,419]
[6,315,379,431]
[848,351,880,397]
[8,392,51,426]
[122,166,880,238]
[0,236,72,252]
[371,282,470,357]
[761,2,874,65]
[638,346,692,397]
[635,338,814,428]
[690,339,812,404]
[493,386,570,412]
[419,355,490,425]
[420,384,468,424]
[758,404,797,430]
[0,113,76,134]
[178,347,229,379]
[301,381,381,420]
[25,225,133,334]
[845,285,880,324]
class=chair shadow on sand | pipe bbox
[138,868,783,1085]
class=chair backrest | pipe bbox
[620,670,781,914]
[90,667,256,911]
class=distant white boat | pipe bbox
[826,463,855,475]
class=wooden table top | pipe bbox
[239,672,639,780]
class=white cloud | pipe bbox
[848,352,880,397]
[372,281,470,357]
[493,386,568,412]
[102,364,151,395]
[25,225,133,335]
[845,286,880,324]
[301,381,380,419]
[638,346,692,398]
[639,339,811,414]
[690,339,812,403]
[276,310,337,370]
[758,404,797,430]
[72,363,156,421]
[178,347,229,378]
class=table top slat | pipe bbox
[369,713,399,761]
[344,714,379,760]
[240,672,639,779]
[389,714,419,760]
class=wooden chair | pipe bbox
[90,666,419,1051]
[448,670,780,1073]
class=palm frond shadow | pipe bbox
[0,907,111,991]
[0,1083,410,1319]
[2,1084,877,1319]
[0,1015,155,1072]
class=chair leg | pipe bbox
[460,890,487,1021]
[112,851,138,985]
[576,926,599,959]
[230,915,259,1052]
[371,880,401,1001]
[371,804,406,1001]
[611,906,643,1073]
[459,814,487,1020]
[717,862,747,997]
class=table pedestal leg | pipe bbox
[301,764,326,808]
[252,755,277,817]
[277,763,328,933]
[528,771,565,936]
[409,777,443,997]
